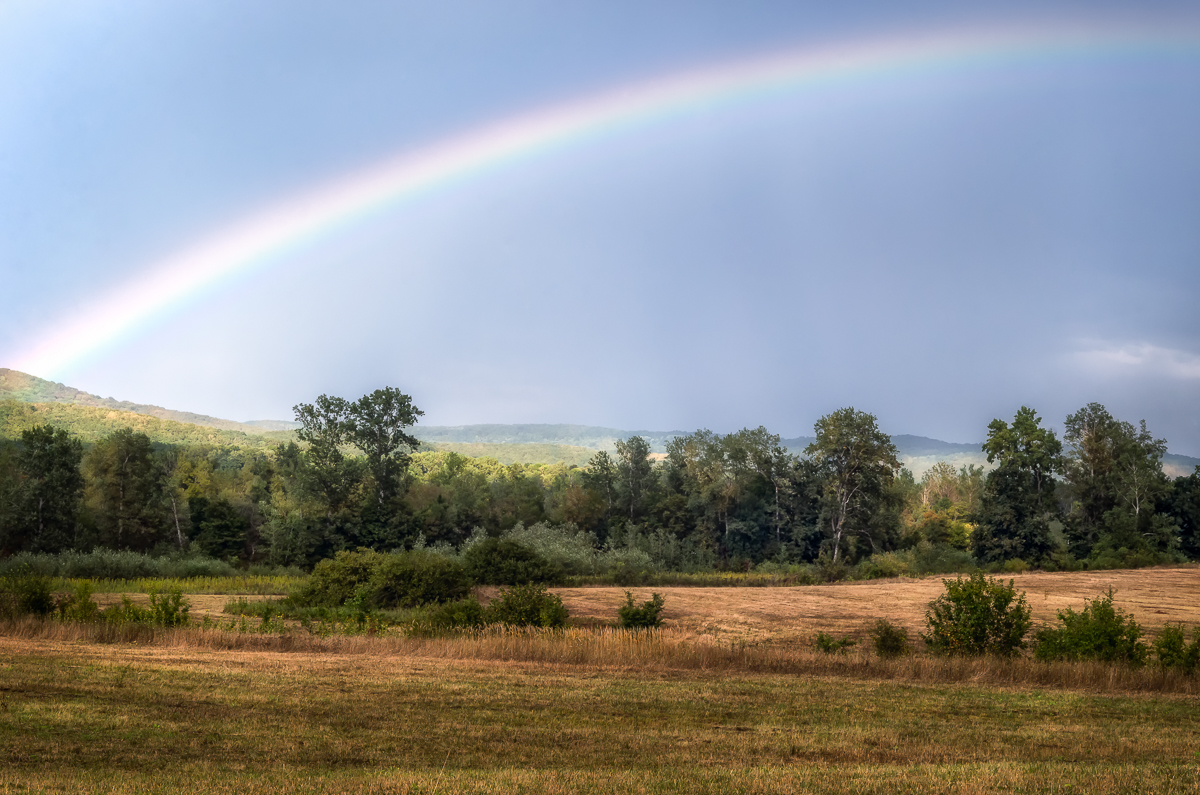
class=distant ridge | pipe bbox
[2,369,1196,475]
[0,368,278,436]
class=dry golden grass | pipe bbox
[555,566,1200,645]
[1,633,1198,794]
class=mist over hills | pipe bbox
[2,368,1196,476]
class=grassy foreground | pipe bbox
[2,633,1198,794]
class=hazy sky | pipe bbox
[2,1,1198,453]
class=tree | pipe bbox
[613,435,654,522]
[83,428,166,550]
[345,387,423,507]
[293,394,358,516]
[1165,467,1200,560]
[972,407,1061,564]
[1062,405,1177,560]
[804,408,900,563]
[15,425,84,553]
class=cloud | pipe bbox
[1072,342,1200,380]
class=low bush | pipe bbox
[0,549,239,580]
[462,537,563,585]
[813,631,857,654]
[0,568,56,618]
[922,572,1031,657]
[296,549,469,610]
[617,591,665,629]
[869,619,909,659]
[1153,624,1200,673]
[483,584,568,628]
[148,587,190,627]
[1033,588,1149,666]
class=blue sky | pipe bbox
[2,1,1199,453]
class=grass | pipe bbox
[1,633,1198,793]
[4,566,1200,792]
[64,574,305,595]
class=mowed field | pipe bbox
[3,567,1199,794]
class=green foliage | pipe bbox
[298,549,469,609]
[365,550,471,609]
[0,567,56,618]
[483,584,568,628]
[56,581,103,623]
[0,549,239,580]
[617,591,665,628]
[922,573,1032,657]
[1152,625,1200,673]
[868,619,909,659]
[1033,588,1149,666]
[813,631,857,654]
[422,597,487,630]
[148,587,190,627]
[462,536,563,585]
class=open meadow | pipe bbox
[2,568,1199,793]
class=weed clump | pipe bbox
[813,631,857,654]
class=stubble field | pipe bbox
[2,567,1198,794]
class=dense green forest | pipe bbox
[1,381,1197,576]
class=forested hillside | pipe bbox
[1,381,1197,579]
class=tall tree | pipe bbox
[614,435,655,521]
[973,407,1061,564]
[345,387,423,507]
[293,394,358,516]
[15,425,84,553]
[84,428,166,550]
[804,408,900,563]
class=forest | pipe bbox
[1,386,1197,578]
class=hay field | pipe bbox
[554,566,1200,644]
[4,567,1200,793]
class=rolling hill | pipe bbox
[2,368,1197,475]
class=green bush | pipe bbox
[296,549,469,610]
[869,619,909,659]
[1152,625,1199,673]
[57,582,103,623]
[0,568,56,618]
[148,587,190,627]
[424,597,487,629]
[0,550,238,580]
[922,572,1032,657]
[463,537,563,585]
[813,631,857,654]
[1033,588,1149,666]
[483,584,568,628]
[365,551,471,609]
[617,591,665,629]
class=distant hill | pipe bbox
[0,368,282,436]
[3,368,1196,475]
[0,400,288,452]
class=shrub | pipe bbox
[869,619,909,659]
[0,568,56,618]
[424,597,486,630]
[1033,588,1149,666]
[148,587,190,627]
[1153,625,1200,673]
[463,537,563,585]
[296,549,469,610]
[484,584,568,628]
[813,631,857,654]
[617,591,665,629]
[922,572,1032,657]
[57,582,103,623]
[366,551,471,609]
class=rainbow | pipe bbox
[9,22,1200,379]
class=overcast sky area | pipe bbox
[1,1,1198,453]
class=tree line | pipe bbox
[1,388,1197,573]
